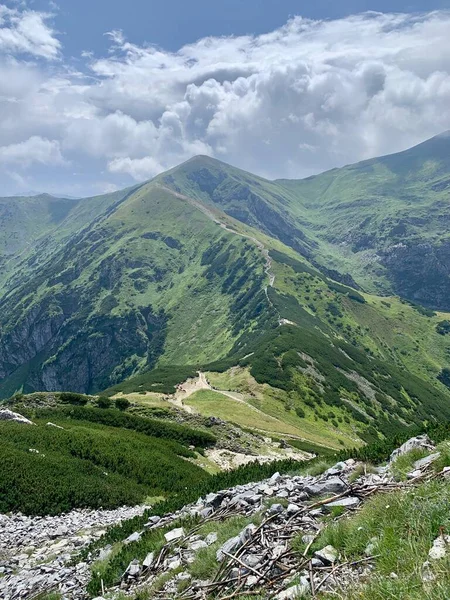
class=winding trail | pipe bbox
[156,184,277,305]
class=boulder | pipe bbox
[323,497,360,511]
[268,503,285,515]
[413,453,440,470]
[217,536,241,561]
[124,531,141,544]
[0,409,34,425]
[189,540,208,552]
[323,462,347,477]
[205,532,218,545]
[286,503,301,515]
[389,435,434,462]
[304,478,347,497]
[274,577,310,599]
[142,552,154,569]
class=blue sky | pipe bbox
[36,1,450,55]
[0,0,450,196]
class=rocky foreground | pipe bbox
[1,435,448,600]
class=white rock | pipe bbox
[143,552,154,569]
[189,540,208,552]
[274,577,310,599]
[389,435,434,462]
[124,531,141,544]
[164,527,185,543]
[428,535,450,560]
[287,503,300,515]
[205,532,218,545]
[217,536,241,561]
[0,409,34,425]
[314,545,338,565]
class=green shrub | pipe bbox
[59,392,88,405]
[97,396,112,409]
[436,320,450,335]
[115,397,130,411]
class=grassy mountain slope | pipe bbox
[0,188,137,292]
[160,133,450,309]
[2,138,450,451]
[278,131,450,309]
[0,182,270,397]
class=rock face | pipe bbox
[389,435,435,462]
[0,409,34,425]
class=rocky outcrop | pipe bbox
[0,409,34,425]
[1,436,447,600]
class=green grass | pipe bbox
[307,480,450,599]
[185,389,303,436]
[0,412,211,515]
[390,448,431,481]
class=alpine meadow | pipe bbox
[2,4,450,599]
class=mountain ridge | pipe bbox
[1,133,450,450]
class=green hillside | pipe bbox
[2,134,450,453]
[0,406,213,515]
[160,133,450,309]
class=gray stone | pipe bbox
[200,506,214,518]
[268,503,284,515]
[143,552,154,569]
[124,531,141,544]
[205,492,225,508]
[164,527,185,543]
[246,575,259,587]
[144,516,161,528]
[314,545,338,565]
[429,535,450,560]
[98,545,112,561]
[243,554,263,568]
[389,435,434,462]
[248,494,262,504]
[274,577,310,599]
[126,560,140,577]
[304,477,347,496]
[189,540,208,552]
[239,524,257,545]
[414,453,440,470]
[324,497,360,511]
[324,462,347,476]
[216,536,241,561]
[287,503,301,515]
[276,490,289,498]
[205,532,218,545]
[0,409,34,425]
[167,558,182,570]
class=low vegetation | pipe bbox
[311,480,450,599]
[0,411,212,515]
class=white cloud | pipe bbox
[1,9,450,193]
[0,4,60,59]
[0,135,65,167]
[108,156,164,180]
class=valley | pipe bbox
[2,133,450,599]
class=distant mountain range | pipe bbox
[1,132,450,448]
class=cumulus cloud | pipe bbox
[1,8,450,193]
[0,4,60,59]
[0,135,65,167]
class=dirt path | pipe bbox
[156,183,277,298]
